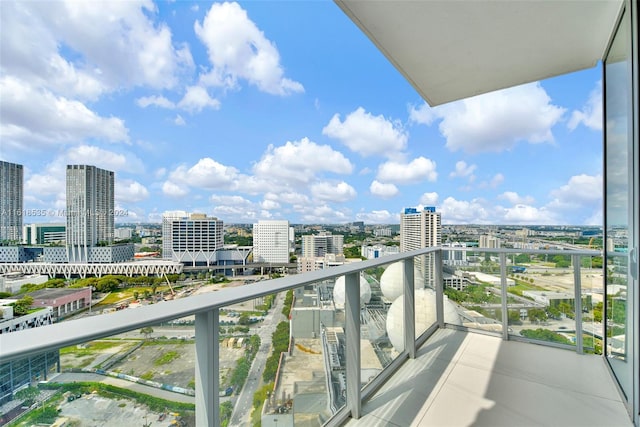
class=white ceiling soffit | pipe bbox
[336,0,623,106]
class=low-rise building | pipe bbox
[28,287,91,321]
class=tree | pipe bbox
[14,386,39,405]
[133,291,139,301]
[12,296,34,316]
[140,326,154,340]
[528,308,547,324]
[238,313,251,325]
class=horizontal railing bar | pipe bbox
[0,247,600,363]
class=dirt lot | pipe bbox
[58,393,194,426]
[109,341,245,389]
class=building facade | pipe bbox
[301,232,344,258]
[0,161,23,243]
[23,223,66,245]
[400,207,442,286]
[253,220,291,263]
[66,165,114,262]
[163,213,224,266]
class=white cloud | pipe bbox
[498,191,534,205]
[194,2,303,95]
[66,145,144,173]
[413,83,565,154]
[503,204,558,224]
[355,210,397,224]
[439,197,492,224]
[1,1,193,97]
[169,158,239,190]
[174,114,186,126]
[548,174,602,211]
[311,181,357,203]
[449,161,477,179]
[478,173,505,189]
[568,81,602,131]
[253,138,353,184]
[210,194,254,209]
[155,168,167,179]
[177,86,220,113]
[323,107,408,157]
[0,76,129,150]
[298,204,351,224]
[369,180,399,198]
[408,102,437,126]
[137,95,176,109]
[162,180,189,197]
[376,157,437,184]
[419,192,439,206]
[116,179,149,203]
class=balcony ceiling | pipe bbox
[336,0,623,106]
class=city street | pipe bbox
[229,291,288,427]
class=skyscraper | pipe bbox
[253,220,291,263]
[66,165,114,262]
[400,207,442,286]
[0,161,23,243]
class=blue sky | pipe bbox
[0,1,603,226]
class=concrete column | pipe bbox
[500,253,509,340]
[403,258,416,359]
[345,272,361,419]
[195,309,219,427]
[435,250,444,329]
[572,255,583,354]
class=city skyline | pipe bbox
[1,1,603,226]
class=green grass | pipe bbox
[153,351,180,366]
[60,340,126,356]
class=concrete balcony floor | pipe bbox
[346,328,631,427]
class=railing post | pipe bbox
[435,250,444,329]
[403,258,416,359]
[572,255,583,354]
[195,308,219,427]
[500,253,509,340]
[345,272,361,419]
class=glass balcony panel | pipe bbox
[266,283,341,426]
[444,250,503,334]
[508,252,578,347]
[358,262,399,390]
[580,255,604,354]
[51,321,197,426]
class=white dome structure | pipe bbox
[333,275,372,309]
[380,262,425,301]
[385,289,461,351]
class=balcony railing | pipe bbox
[0,247,603,427]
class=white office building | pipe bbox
[0,161,23,243]
[400,207,442,286]
[253,220,291,264]
[162,213,223,266]
[301,232,344,258]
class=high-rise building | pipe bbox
[162,210,189,260]
[66,165,114,262]
[162,212,223,266]
[253,220,291,263]
[400,207,442,286]
[479,234,501,248]
[0,161,23,243]
[301,232,344,258]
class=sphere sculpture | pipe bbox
[379,262,425,301]
[385,289,461,351]
[333,274,372,309]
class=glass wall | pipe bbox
[604,4,636,418]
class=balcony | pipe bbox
[0,247,632,426]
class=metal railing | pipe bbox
[0,247,601,426]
